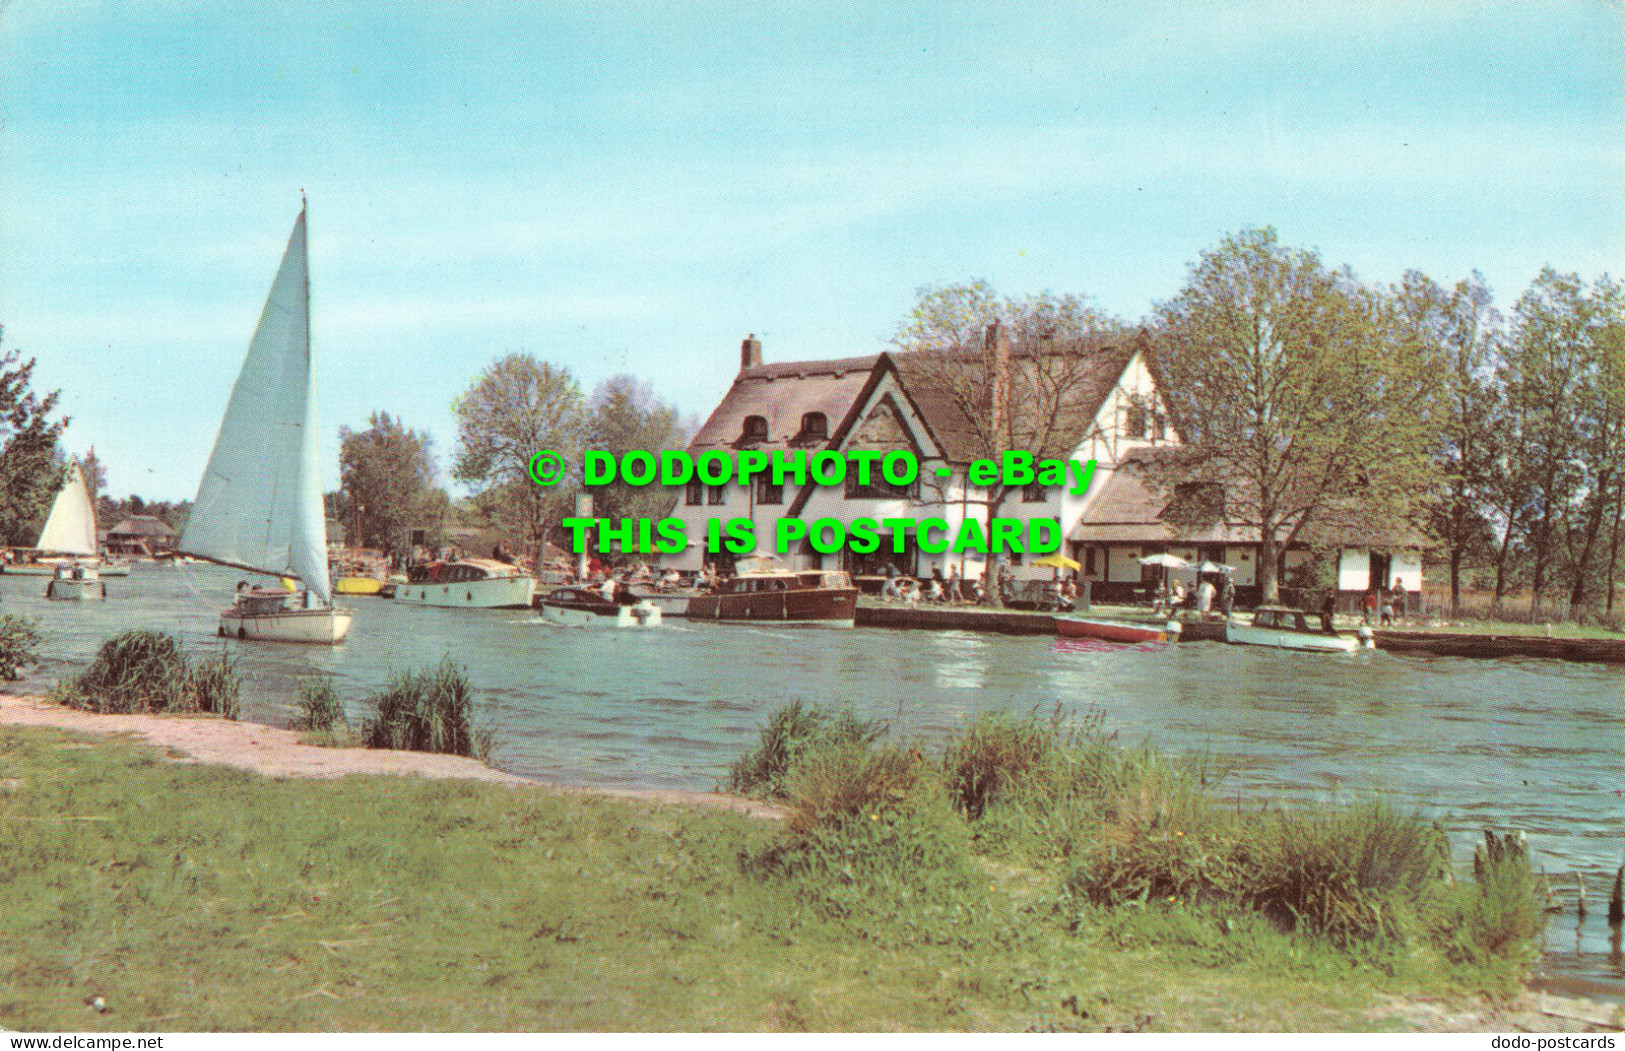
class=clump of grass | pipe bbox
[784,742,924,836]
[1427,830,1543,966]
[1066,748,1232,906]
[0,614,44,680]
[1231,803,1449,943]
[362,657,490,759]
[944,709,1070,819]
[49,631,240,719]
[726,700,882,798]
[292,673,346,733]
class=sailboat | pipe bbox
[36,462,107,600]
[179,203,352,644]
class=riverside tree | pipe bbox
[586,374,692,525]
[452,354,584,559]
[1394,271,1504,616]
[0,329,69,547]
[1151,227,1436,605]
[338,412,444,557]
[892,282,1125,605]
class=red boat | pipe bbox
[1053,616,1170,643]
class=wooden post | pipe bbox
[1081,580,1091,612]
[1609,865,1623,927]
[1577,871,1587,919]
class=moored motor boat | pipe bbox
[1053,616,1173,644]
[539,585,662,628]
[394,558,535,609]
[1224,606,1364,653]
[685,567,858,627]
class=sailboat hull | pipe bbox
[220,607,353,644]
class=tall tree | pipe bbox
[586,375,690,524]
[1505,269,1590,615]
[338,412,442,557]
[1395,271,1503,615]
[1564,274,1625,611]
[0,330,69,547]
[452,354,585,558]
[892,282,1126,604]
[1152,227,1437,604]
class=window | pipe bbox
[1084,547,1097,576]
[741,415,769,443]
[845,474,918,501]
[800,412,828,441]
[1153,410,1167,441]
[707,484,726,506]
[685,479,703,506]
[1125,398,1146,438]
[756,478,783,505]
[1022,481,1049,503]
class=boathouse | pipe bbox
[666,333,1425,604]
[104,515,178,557]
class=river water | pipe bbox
[8,563,1623,995]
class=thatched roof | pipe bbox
[108,515,177,538]
[1070,448,1429,548]
[688,355,880,456]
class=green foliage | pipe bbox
[0,723,1539,1031]
[944,709,1067,820]
[1230,805,1449,944]
[292,673,346,733]
[784,743,924,836]
[725,700,883,798]
[0,614,44,680]
[338,411,444,557]
[1151,227,1438,603]
[0,335,70,548]
[1427,831,1542,966]
[452,354,584,552]
[585,374,693,524]
[362,657,490,759]
[48,631,240,718]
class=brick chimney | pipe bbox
[985,320,1011,449]
[740,333,763,371]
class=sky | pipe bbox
[1,0,1621,502]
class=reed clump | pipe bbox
[732,701,1545,973]
[362,657,491,759]
[49,631,240,718]
[292,673,347,733]
[725,699,883,798]
[0,614,43,680]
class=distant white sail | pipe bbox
[180,209,333,606]
[37,462,98,556]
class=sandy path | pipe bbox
[0,694,783,820]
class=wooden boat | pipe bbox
[178,203,351,644]
[47,562,106,601]
[1224,606,1362,653]
[686,559,858,627]
[1053,616,1170,643]
[538,586,662,628]
[394,558,535,609]
[627,590,694,617]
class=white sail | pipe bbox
[180,209,334,606]
[37,462,98,556]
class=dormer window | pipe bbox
[742,415,769,443]
[800,412,828,441]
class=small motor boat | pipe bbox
[539,586,663,629]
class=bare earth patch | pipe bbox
[0,693,783,820]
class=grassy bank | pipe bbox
[0,714,1539,1032]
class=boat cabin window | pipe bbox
[1253,610,1277,628]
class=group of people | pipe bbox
[880,563,988,606]
[1153,572,1236,621]
[1360,581,1408,626]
